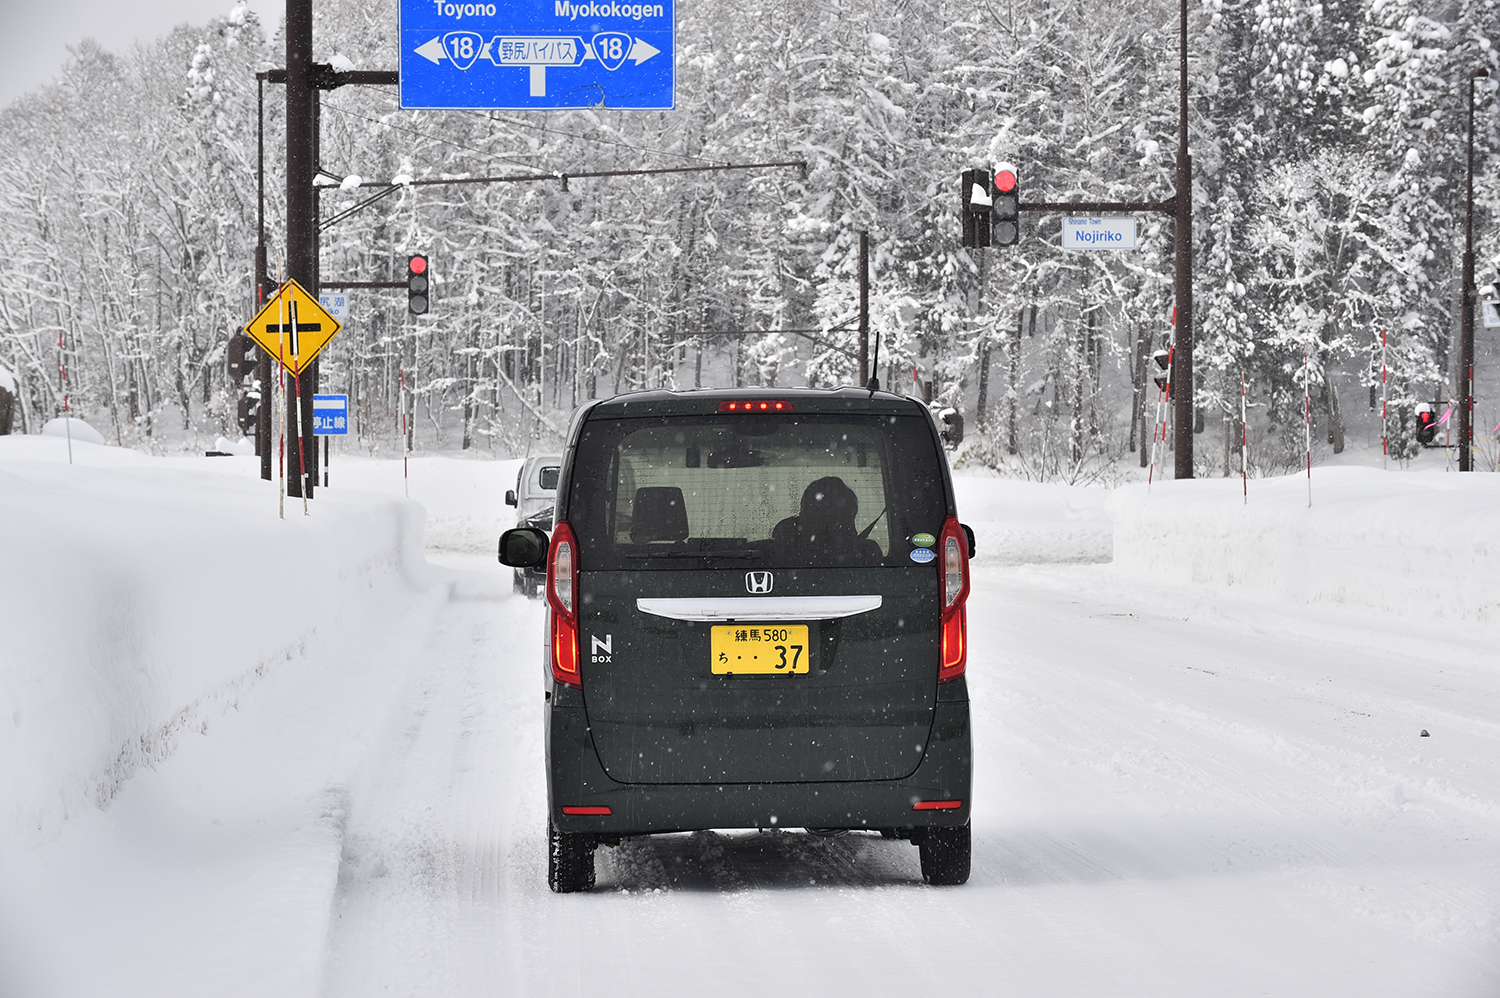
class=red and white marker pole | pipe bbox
[1380,328,1388,469]
[1241,370,1248,504]
[57,328,72,465]
[401,368,409,499]
[291,310,308,517]
[276,259,287,519]
[1304,339,1312,507]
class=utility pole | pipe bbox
[256,75,272,482]
[285,0,318,498]
[1460,67,1489,472]
[1172,0,1194,480]
[859,231,870,386]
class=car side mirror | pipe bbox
[505,489,517,506]
[499,526,549,568]
[961,523,976,559]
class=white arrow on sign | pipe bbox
[627,38,660,64]
[415,37,447,64]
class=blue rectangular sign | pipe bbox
[312,395,349,436]
[399,0,674,110]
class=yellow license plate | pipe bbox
[710,624,810,675]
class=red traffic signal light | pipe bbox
[991,162,1019,246]
[407,255,430,315]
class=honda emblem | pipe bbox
[745,571,774,594]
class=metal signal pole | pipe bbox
[1009,0,1195,474]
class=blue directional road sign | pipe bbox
[399,0,674,110]
[312,395,349,436]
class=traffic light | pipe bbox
[1151,348,1172,394]
[1416,403,1438,445]
[236,393,260,435]
[226,333,258,381]
[960,169,991,248]
[407,254,430,315]
[992,163,1019,246]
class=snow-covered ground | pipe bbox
[2,437,1497,996]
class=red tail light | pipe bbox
[938,515,969,682]
[548,520,581,687]
[912,800,964,811]
[718,400,793,412]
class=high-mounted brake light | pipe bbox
[548,520,581,687]
[718,400,793,412]
[938,515,969,683]
[912,800,964,811]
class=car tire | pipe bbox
[918,824,970,885]
[547,819,596,893]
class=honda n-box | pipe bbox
[499,387,973,891]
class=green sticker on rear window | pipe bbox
[912,532,936,547]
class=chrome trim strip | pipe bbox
[636,595,883,622]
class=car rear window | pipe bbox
[567,412,947,570]
[537,465,560,491]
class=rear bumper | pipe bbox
[546,689,971,835]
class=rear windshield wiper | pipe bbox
[624,549,764,560]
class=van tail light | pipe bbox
[938,516,969,683]
[548,520,581,687]
[717,400,793,412]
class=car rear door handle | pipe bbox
[636,595,883,622]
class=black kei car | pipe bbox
[499,387,974,892]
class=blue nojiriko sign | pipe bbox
[399,0,675,110]
[312,395,349,436]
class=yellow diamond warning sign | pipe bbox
[243,280,342,376]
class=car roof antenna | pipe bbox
[867,326,882,395]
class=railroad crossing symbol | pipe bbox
[243,280,342,376]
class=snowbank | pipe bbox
[952,475,1112,564]
[334,455,521,554]
[41,416,105,446]
[0,436,430,846]
[1112,467,1500,623]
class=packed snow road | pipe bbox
[321,554,1499,997]
[3,445,1497,996]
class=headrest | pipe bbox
[630,486,690,543]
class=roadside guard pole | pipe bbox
[1241,371,1248,504]
[1380,328,1388,469]
[1303,340,1312,507]
[57,329,72,465]
[401,368,409,498]
[292,306,309,516]
[276,277,287,519]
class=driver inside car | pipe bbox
[773,475,882,566]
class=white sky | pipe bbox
[0,0,281,107]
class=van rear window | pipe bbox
[567,413,947,569]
